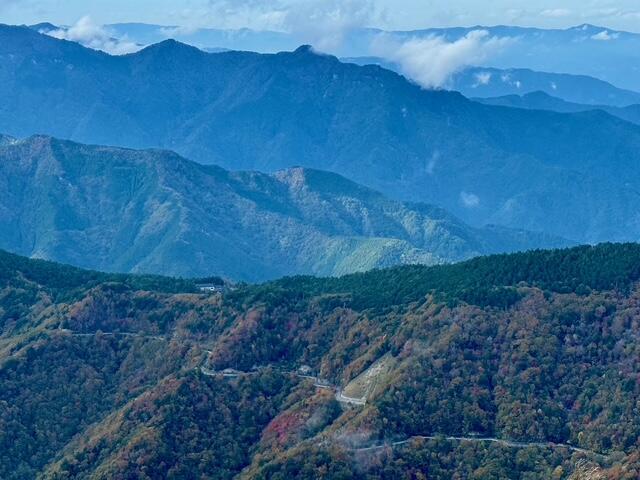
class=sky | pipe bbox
[2,0,640,32]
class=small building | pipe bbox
[196,283,224,293]
[298,365,313,376]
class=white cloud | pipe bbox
[48,16,141,55]
[197,0,381,51]
[283,0,378,51]
[425,151,439,175]
[371,30,512,89]
[159,25,201,38]
[540,8,572,18]
[473,71,492,87]
[499,72,523,89]
[591,30,619,41]
[188,0,286,31]
[460,191,480,208]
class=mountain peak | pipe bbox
[138,38,204,57]
[572,23,602,31]
[0,134,16,146]
[293,44,314,54]
[28,22,59,33]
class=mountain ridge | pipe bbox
[475,90,640,125]
[0,135,570,281]
[67,21,640,90]
[0,244,639,478]
[3,25,640,243]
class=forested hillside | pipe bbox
[1,244,640,478]
[0,135,569,281]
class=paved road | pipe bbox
[65,344,604,460]
[60,329,166,341]
[351,435,606,458]
[336,390,367,405]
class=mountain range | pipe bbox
[343,58,640,107]
[0,135,568,281]
[450,66,640,107]
[45,22,640,91]
[4,24,640,245]
[1,244,639,478]
[475,91,640,126]
[371,24,640,91]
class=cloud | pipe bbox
[540,8,572,18]
[159,25,201,38]
[460,191,480,208]
[371,30,512,89]
[196,0,381,51]
[193,0,286,30]
[591,30,619,41]
[473,71,492,87]
[500,72,522,89]
[283,0,379,51]
[48,16,141,55]
[425,151,439,175]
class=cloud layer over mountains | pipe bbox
[47,16,140,55]
[371,30,513,88]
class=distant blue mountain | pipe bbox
[343,58,640,107]
[4,24,640,244]
[104,22,640,90]
[0,135,569,281]
[107,23,297,53]
[451,67,640,107]
[387,24,640,90]
[475,91,640,125]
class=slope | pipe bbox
[1,245,640,478]
[3,26,640,242]
[475,91,640,126]
[0,135,566,282]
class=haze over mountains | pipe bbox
[475,91,640,126]
[450,67,640,106]
[35,22,640,107]
[343,58,640,107]
[56,22,640,91]
[370,24,640,91]
[3,24,640,245]
[0,135,567,281]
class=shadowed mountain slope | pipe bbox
[0,135,567,281]
[475,90,640,126]
[3,25,640,243]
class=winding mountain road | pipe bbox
[60,329,166,341]
[351,435,607,458]
[56,335,609,461]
